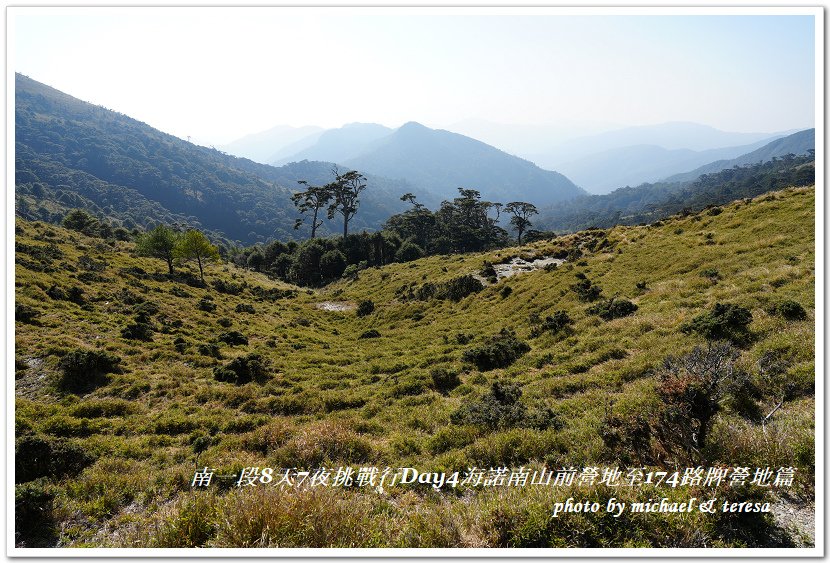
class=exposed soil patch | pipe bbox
[494,256,564,279]
[316,301,355,312]
[475,256,565,284]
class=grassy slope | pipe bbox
[15,186,815,547]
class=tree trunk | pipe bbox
[197,255,204,283]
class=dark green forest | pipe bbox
[538,154,815,232]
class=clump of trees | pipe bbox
[135,226,220,283]
[232,178,542,288]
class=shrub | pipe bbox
[213,353,268,384]
[700,268,721,281]
[431,368,461,394]
[272,421,372,468]
[500,286,513,298]
[571,273,602,302]
[197,297,216,312]
[462,329,530,371]
[682,303,753,342]
[15,303,40,324]
[530,311,572,337]
[599,411,653,465]
[437,275,484,302]
[15,434,94,482]
[341,264,359,281]
[15,480,55,547]
[66,286,85,305]
[359,329,381,339]
[121,321,154,341]
[654,342,746,463]
[455,333,472,345]
[356,300,375,317]
[235,303,256,314]
[769,300,807,321]
[395,241,426,263]
[57,348,121,392]
[217,317,233,328]
[450,381,564,435]
[218,331,248,346]
[480,261,498,283]
[213,279,244,295]
[45,285,66,301]
[587,298,638,321]
[197,343,222,358]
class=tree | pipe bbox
[62,209,101,237]
[504,201,538,245]
[135,225,179,275]
[291,181,332,239]
[174,230,220,283]
[327,169,367,237]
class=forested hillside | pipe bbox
[14,74,415,245]
[537,153,814,233]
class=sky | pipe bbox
[11,7,818,146]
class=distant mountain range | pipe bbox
[221,124,323,165]
[226,119,800,197]
[552,137,783,194]
[339,121,585,205]
[15,73,814,248]
[662,128,815,184]
[272,123,393,166]
[13,74,419,245]
[535,129,815,233]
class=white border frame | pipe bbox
[5,4,824,558]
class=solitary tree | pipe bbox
[174,230,220,283]
[135,224,179,275]
[327,169,367,237]
[291,181,332,239]
[505,201,539,245]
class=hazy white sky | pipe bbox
[12,7,817,145]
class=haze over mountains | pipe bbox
[15,73,814,250]
[224,119,800,196]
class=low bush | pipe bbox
[15,434,94,482]
[15,303,40,324]
[587,298,638,321]
[438,275,485,302]
[15,480,56,547]
[218,331,248,346]
[121,320,154,341]
[681,303,753,342]
[450,381,527,429]
[431,368,461,393]
[769,300,807,321]
[356,300,375,317]
[571,273,602,302]
[57,348,121,392]
[197,343,222,358]
[530,311,572,337]
[213,353,268,385]
[197,297,216,312]
[235,303,256,314]
[359,330,381,339]
[462,329,530,371]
